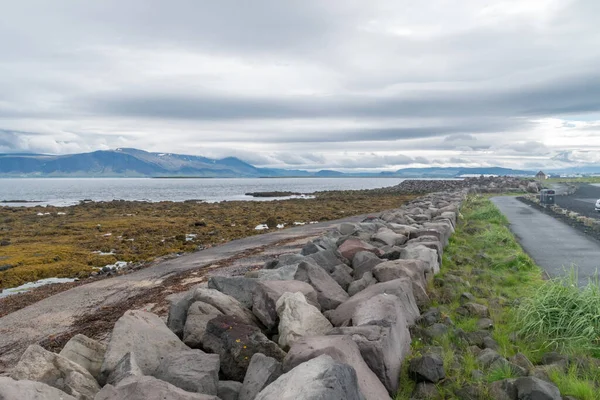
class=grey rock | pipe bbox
[59,334,106,381]
[488,379,517,400]
[457,302,490,318]
[459,292,476,304]
[294,261,348,310]
[491,377,562,400]
[424,323,449,340]
[352,251,384,279]
[193,288,259,327]
[477,348,502,368]
[247,263,299,280]
[541,352,569,370]
[208,276,258,309]
[0,377,77,400]
[400,245,439,275]
[338,238,381,262]
[307,249,349,273]
[276,292,333,350]
[348,271,377,296]
[372,259,430,307]
[101,310,189,380]
[330,264,354,290]
[106,352,143,386]
[510,353,534,373]
[255,354,366,400]
[239,353,283,400]
[12,344,100,400]
[95,376,219,400]
[483,336,500,350]
[283,336,390,400]
[329,295,410,394]
[252,280,319,330]
[339,222,357,235]
[412,382,440,399]
[380,246,403,260]
[372,228,407,247]
[183,301,223,348]
[328,278,420,327]
[167,290,195,338]
[300,241,324,256]
[153,350,220,395]
[417,308,440,326]
[408,354,445,383]
[477,318,494,330]
[218,381,243,400]
[202,315,285,382]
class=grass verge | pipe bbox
[395,195,600,399]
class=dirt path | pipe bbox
[0,213,370,373]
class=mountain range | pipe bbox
[0,148,566,178]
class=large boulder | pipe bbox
[193,288,259,327]
[328,278,420,327]
[12,344,100,400]
[183,301,223,348]
[347,271,377,296]
[255,354,365,400]
[105,352,143,386]
[400,245,439,275]
[372,260,430,307]
[95,376,219,400]
[59,334,107,381]
[167,290,195,338]
[489,377,561,400]
[0,377,77,400]
[249,264,300,281]
[307,249,349,273]
[208,276,258,309]
[338,239,381,261]
[294,261,349,310]
[283,336,391,400]
[330,264,354,290]
[202,315,286,382]
[276,292,333,350]
[372,228,407,247]
[153,350,220,395]
[239,353,283,400]
[252,280,319,330]
[352,251,384,279]
[101,310,189,381]
[218,381,243,400]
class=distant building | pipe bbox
[535,171,548,180]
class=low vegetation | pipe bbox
[395,196,600,399]
[547,176,600,184]
[0,191,414,289]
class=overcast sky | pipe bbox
[1,0,599,171]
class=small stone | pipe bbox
[417,308,441,326]
[412,382,440,399]
[471,370,484,380]
[482,336,500,350]
[347,271,377,296]
[424,323,449,340]
[510,353,534,373]
[459,292,475,305]
[476,318,494,330]
[218,381,243,400]
[477,348,502,368]
[408,354,445,383]
[456,303,490,318]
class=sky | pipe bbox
[1,0,600,172]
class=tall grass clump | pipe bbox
[515,269,600,356]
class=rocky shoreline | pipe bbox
[0,176,554,400]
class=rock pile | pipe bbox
[2,184,559,399]
[384,176,538,194]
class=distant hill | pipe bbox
[0,148,538,178]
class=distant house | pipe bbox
[536,171,548,180]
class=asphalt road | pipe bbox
[554,183,600,219]
[492,196,600,287]
[0,212,372,373]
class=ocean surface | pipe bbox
[0,177,409,207]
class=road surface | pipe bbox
[492,196,600,287]
[0,212,372,373]
[554,183,600,219]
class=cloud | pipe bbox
[0,0,599,169]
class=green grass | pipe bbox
[549,365,600,400]
[395,195,600,398]
[515,270,600,357]
[547,177,600,184]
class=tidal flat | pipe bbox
[0,189,414,292]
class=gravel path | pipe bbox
[492,196,600,287]
[0,213,371,373]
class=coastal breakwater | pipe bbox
[0,177,540,399]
